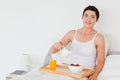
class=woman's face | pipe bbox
[82,10,97,28]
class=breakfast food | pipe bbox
[69,64,83,74]
[71,64,80,66]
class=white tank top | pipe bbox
[68,30,97,69]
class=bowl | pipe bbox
[68,64,83,74]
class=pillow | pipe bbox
[97,55,120,80]
[101,32,110,57]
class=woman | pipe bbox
[50,5,105,80]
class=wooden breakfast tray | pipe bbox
[40,64,95,79]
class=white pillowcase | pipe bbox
[101,32,110,57]
[97,55,120,80]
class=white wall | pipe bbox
[0,0,120,79]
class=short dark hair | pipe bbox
[82,5,100,21]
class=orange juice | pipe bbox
[50,59,56,70]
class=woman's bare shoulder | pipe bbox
[65,29,76,41]
[96,33,105,43]
[67,29,75,33]
[97,33,104,39]
[66,29,76,36]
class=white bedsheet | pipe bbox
[10,55,120,80]
[9,66,87,80]
[97,55,120,80]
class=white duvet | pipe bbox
[97,55,120,80]
[10,55,120,80]
[9,66,87,80]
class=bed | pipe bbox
[10,33,120,80]
[9,52,120,80]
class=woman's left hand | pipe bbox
[88,74,97,80]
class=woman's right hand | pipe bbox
[50,42,63,54]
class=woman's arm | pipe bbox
[50,30,75,53]
[88,34,105,80]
